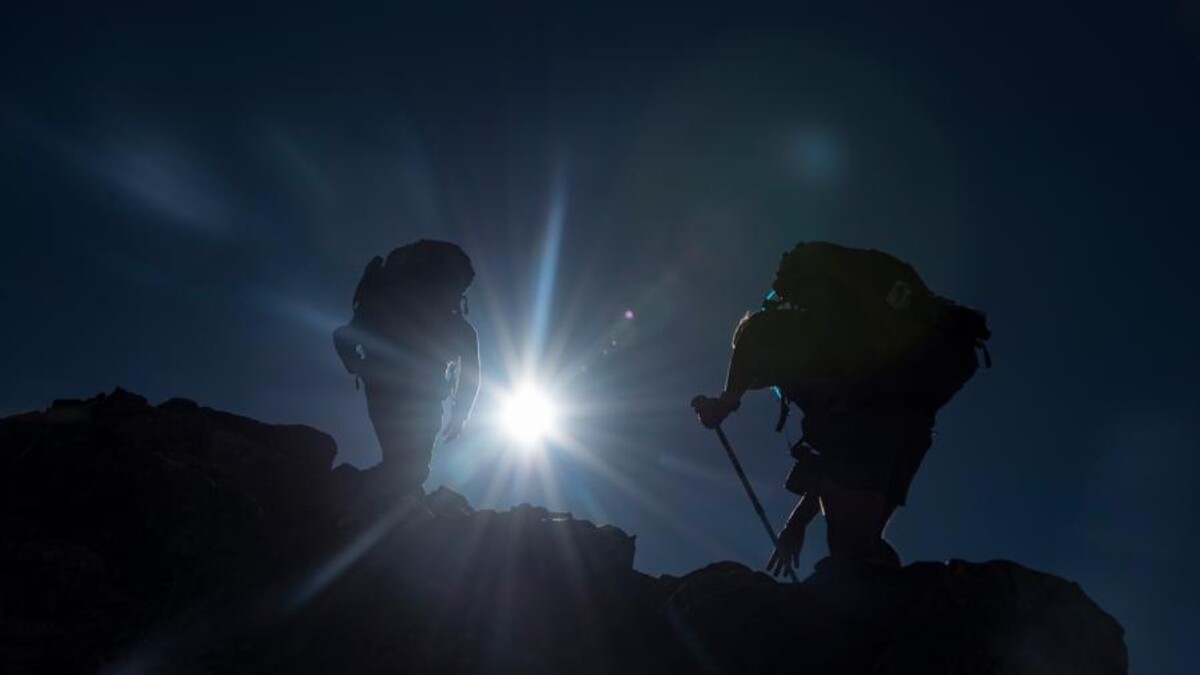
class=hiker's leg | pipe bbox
[877,419,933,567]
[364,379,440,494]
[874,504,901,567]
[820,483,888,563]
[876,504,898,539]
[391,406,441,493]
[364,378,403,466]
[386,400,442,494]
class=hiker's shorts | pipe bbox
[792,402,935,506]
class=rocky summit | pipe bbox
[1,390,1127,674]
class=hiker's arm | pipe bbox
[719,342,757,407]
[784,492,821,531]
[692,342,755,428]
[693,340,757,427]
[443,321,480,442]
[767,493,820,577]
[694,314,778,428]
[721,309,786,405]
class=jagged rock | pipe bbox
[0,389,339,673]
[659,559,1126,675]
[0,390,1128,674]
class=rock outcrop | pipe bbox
[0,390,1127,674]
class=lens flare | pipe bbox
[500,384,559,447]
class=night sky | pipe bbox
[3,3,1198,673]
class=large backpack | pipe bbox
[764,241,990,419]
[334,240,475,375]
[353,240,475,319]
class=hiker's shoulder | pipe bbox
[743,309,806,335]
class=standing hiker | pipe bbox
[334,240,480,496]
[693,242,989,575]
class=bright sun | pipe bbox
[500,384,560,447]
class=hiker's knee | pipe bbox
[821,483,888,557]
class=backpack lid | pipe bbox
[770,241,932,313]
[352,239,475,313]
[384,239,475,291]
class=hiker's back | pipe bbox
[335,239,476,383]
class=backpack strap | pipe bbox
[772,386,791,433]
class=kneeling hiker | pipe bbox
[693,242,989,575]
[334,240,481,496]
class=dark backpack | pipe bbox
[764,241,990,426]
[769,241,989,361]
[334,240,475,375]
[353,240,475,319]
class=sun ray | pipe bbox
[552,434,728,558]
[528,171,567,363]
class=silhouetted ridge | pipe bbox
[0,390,1127,674]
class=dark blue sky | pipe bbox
[3,3,1198,673]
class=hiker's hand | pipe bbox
[691,395,733,429]
[767,522,805,578]
[441,414,468,442]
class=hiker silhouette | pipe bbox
[693,242,990,577]
[334,240,480,495]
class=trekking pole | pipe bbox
[712,425,800,584]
